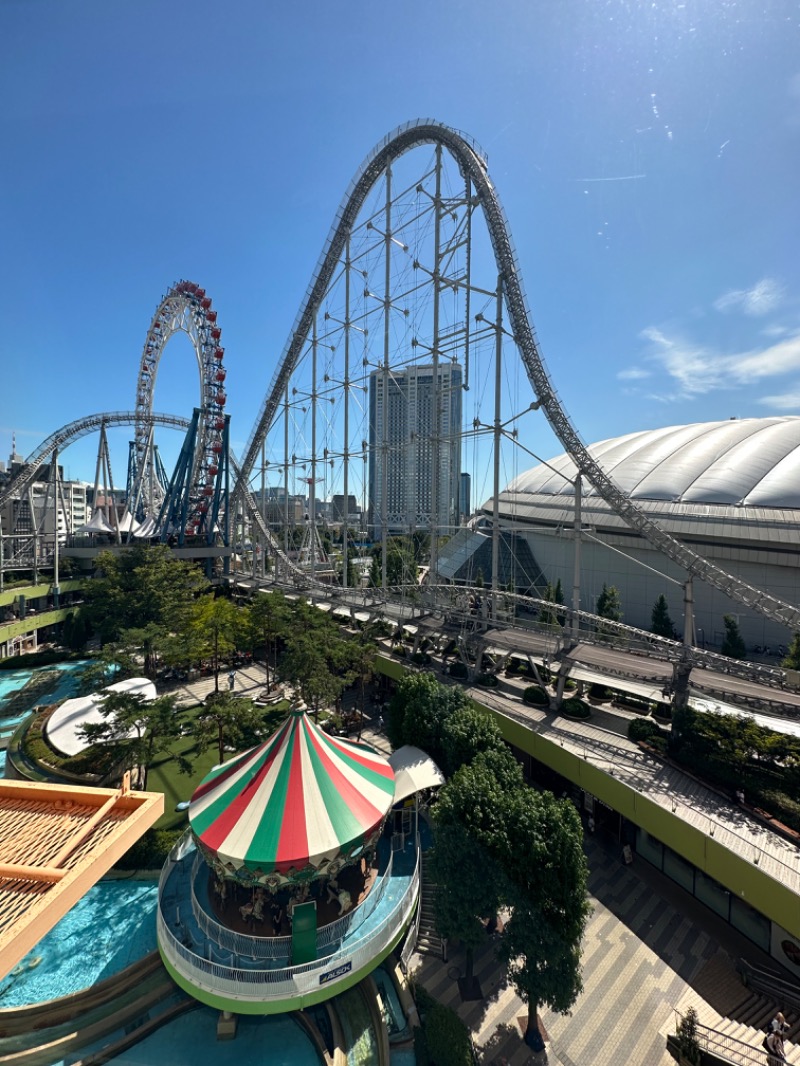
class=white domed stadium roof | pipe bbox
[506,417,800,509]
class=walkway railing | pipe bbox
[739,957,800,1012]
[671,1015,768,1066]
[184,844,396,960]
[488,697,800,887]
[158,848,420,1003]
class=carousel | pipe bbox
[156,703,422,1014]
[188,703,396,934]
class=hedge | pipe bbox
[423,1003,474,1066]
[523,685,549,707]
[561,697,591,719]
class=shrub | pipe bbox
[562,697,591,719]
[523,685,549,707]
[652,702,672,721]
[588,683,614,701]
[475,672,498,688]
[115,827,184,871]
[412,651,431,665]
[628,718,666,748]
[424,1003,473,1066]
[0,649,74,671]
[448,662,468,679]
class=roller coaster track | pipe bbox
[234,118,800,631]
[0,408,309,585]
[0,412,190,511]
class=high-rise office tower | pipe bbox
[368,363,462,539]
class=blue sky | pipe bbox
[1,0,798,484]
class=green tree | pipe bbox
[782,633,800,670]
[596,583,622,623]
[189,595,242,693]
[387,672,470,765]
[721,614,746,659]
[78,690,188,788]
[279,625,345,716]
[82,545,207,643]
[246,591,289,689]
[540,580,565,628]
[650,594,677,639]
[195,691,265,765]
[440,707,504,778]
[430,820,506,992]
[495,788,591,1048]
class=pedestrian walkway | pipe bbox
[163,663,272,708]
[407,831,793,1066]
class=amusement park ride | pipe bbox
[2,119,800,646]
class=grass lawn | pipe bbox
[147,700,292,831]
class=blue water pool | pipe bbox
[0,878,158,1007]
[0,662,88,730]
[0,749,6,777]
[102,1007,322,1065]
[390,1048,417,1066]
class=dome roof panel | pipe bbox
[503,416,800,510]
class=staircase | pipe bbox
[692,978,800,1063]
[415,853,447,960]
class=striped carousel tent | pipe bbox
[188,708,395,884]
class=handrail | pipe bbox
[187,850,289,962]
[157,848,420,1002]
[672,1014,769,1066]
[739,957,800,1012]
[485,697,800,888]
[316,850,394,948]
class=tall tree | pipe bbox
[78,690,188,788]
[189,595,242,693]
[195,691,265,765]
[721,614,746,659]
[246,591,289,689]
[495,788,591,1049]
[387,671,470,765]
[440,706,505,778]
[783,633,800,670]
[650,594,677,639]
[82,545,207,643]
[596,583,622,622]
[430,820,506,994]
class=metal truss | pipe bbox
[233,119,800,631]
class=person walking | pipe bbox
[765,1028,787,1065]
[228,670,236,692]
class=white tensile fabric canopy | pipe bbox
[388,745,445,804]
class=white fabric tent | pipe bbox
[389,745,445,804]
[45,677,157,757]
[76,508,114,535]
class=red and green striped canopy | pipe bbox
[189,710,395,879]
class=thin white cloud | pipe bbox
[758,390,800,411]
[617,367,651,381]
[713,277,784,316]
[641,326,800,399]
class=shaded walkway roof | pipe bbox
[0,778,163,980]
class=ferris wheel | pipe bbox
[131,280,228,538]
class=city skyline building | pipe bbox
[368,363,462,540]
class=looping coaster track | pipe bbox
[235,119,800,631]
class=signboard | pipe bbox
[320,960,352,985]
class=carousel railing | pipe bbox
[316,850,394,949]
[169,831,399,963]
[189,851,292,962]
[157,843,421,1003]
